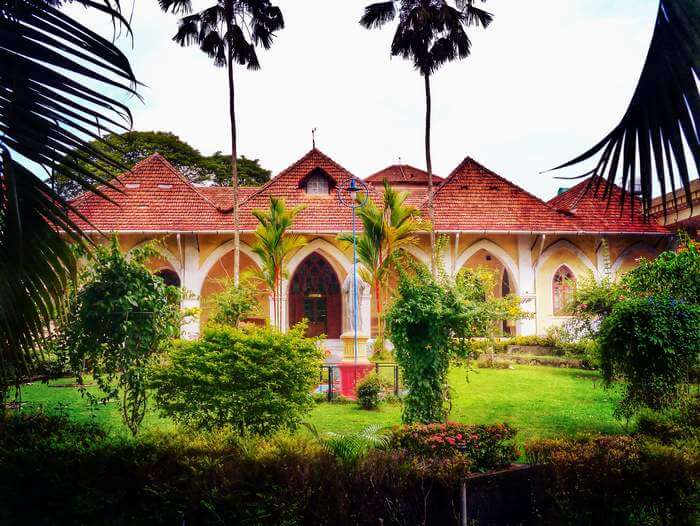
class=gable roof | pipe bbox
[548,177,670,234]
[69,153,227,232]
[240,148,377,232]
[426,157,582,233]
[365,164,443,186]
[67,150,672,236]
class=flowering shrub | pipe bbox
[390,422,518,472]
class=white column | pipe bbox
[596,236,610,281]
[278,278,290,331]
[360,278,372,337]
[517,235,537,336]
[180,234,202,339]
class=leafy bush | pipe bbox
[0,411,480,525]
[356,373,384,409]
[599,295,700,417]
[386,262,468,423]
[390,422,518,472]
[524,434,700,525]
[149,322,323,435]
[55,239,181,435]
[635,395,700,444]
[209,277,260,327]
[476,355,513,369]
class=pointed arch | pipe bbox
[286,238,352,280]
[129,240,182,276]
[535,239,596,276]
[196,239,262,295]
[454,238,520,291]
[611,242,660,275]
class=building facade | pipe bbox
[70,149,673,359]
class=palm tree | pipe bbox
[159,0,284,285]
[251,196,307,329]
[360,0,492,271]
[551,0,699,218]
[1,1,138,401]
[338,180,426,348]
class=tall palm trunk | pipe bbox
[424,73,436,275]
[226,14,241,286]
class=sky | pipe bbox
[65,0,663,201]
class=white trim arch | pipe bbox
[611,242,659,276]
[535,239,596,277]
[454,239,520,291]
[403,245,431,266]
[129,241,182,276]
[196,239,263,295]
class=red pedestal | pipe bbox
[336,363,374,399]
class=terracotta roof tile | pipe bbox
[68,151,672,236]
[365,164,443,186]
[425,157,581,233]
[548,177,670,234]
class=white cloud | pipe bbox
[66,0,662,200]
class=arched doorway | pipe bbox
[289,253,342,338]
[154,268,181,288]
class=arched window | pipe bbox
[155,268,181,288]
[552,265,575,315]
[305,173,329,195]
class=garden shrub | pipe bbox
[386,261,467,423]
[524,434,700,525]
[209,277,260,327]
[149,322,323,435]
[0,411,482,525]
[476,355,513,369]
[598,295,700,417]
[635,394,700,444]
[390,422,518,472]
[55,239,181,435]
[356,373,384,409]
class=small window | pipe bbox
[552,265,575,316]
[305,173,329,195]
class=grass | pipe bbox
[17,365,623,443]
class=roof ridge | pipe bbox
[240,147,371,207]
[143,153,223,211]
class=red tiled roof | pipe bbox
[68,151,672,236]
[426,157,582,233]
[365,164,443,186]
[548,177,670,234]
[196,186,258,209]
[70,153,228,232]
[240,148,378,232]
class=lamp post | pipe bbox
[338,177,368,384]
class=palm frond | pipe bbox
[550,0,699,218]
[0,1,137,390]
[360,1,397,29]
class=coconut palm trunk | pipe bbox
[424,72,436,274]
[225,14,241,286]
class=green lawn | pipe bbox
[18,365,623,442]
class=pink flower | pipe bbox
[456,434,463,440]
[447,438,456,445]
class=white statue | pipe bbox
[342,273,369,333]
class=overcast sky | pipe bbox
[66,0,663,200]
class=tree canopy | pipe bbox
[55,131,271,199]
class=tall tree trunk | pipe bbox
[227,27,240,286]
[374,277,382,348]
[424,73,436,275]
